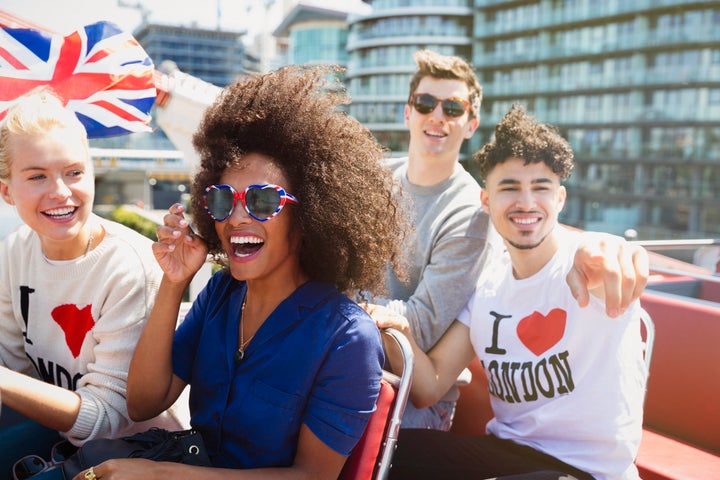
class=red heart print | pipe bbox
[516,308,567,356]
[51,304,95,358]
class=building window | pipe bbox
[712,49,720,65]
[709,89,720,105]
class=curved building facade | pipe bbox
[273,2,372,67]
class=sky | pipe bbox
[2,0,283,42]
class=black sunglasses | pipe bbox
[410,93,471,118]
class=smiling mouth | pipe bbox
[512,217,540,226]
[43,206,77,219]
[230,235,264,257]
[425,130,446,139]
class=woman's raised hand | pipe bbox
[153,203,209,284]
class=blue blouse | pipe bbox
[172,270,384,468]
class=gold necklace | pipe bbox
[84,230,94,256]
[236,296,254,363]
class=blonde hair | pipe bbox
[0,89,89,180]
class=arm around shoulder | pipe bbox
[370,303,475,409]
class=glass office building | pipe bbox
[134,23,260,87]
[473,0,720,238]
[344,0,719,238]
[273,2,360,66]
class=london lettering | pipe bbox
[482,350,574,403]
[20,285,35,344]
[27,355,83,390]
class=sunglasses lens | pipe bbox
[14,456,46,480]
[442,99,468,117]
[51,440,78,464]
[246,187,282,219]
[205,187,234,220]
[413,94,437,114]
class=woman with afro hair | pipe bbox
[76,65,411,480]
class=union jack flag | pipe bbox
[0,20,156,138]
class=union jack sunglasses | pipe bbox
[203,183,298,222]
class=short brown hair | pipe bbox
[407,49,482,118]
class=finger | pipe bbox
[76,466,98,480]
[618,242,638,311]
[155,224,181,241]
[169,202,186,215]
[164,202,192,227]
[161,213,199,246]
[601,250,622,318]
[566,267,590,308]
[183,224,201,244]
[630,246,649,304]
[152,238,178,256]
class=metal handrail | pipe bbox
[649,266,720,284]
[630,238,719,281]
[376,328,414,480]
[630,238,720,250]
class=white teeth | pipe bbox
[45,207,75,217]
[230,235,263,244]
[514,218,538,225]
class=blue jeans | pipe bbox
[400,400,456,431]
[0,407,63,480]
[389,430,593,480]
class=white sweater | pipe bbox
[0,215,188,445]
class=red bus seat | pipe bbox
[339,328,414,480]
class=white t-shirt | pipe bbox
[458,230,645,480]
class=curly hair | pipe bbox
[407,49,482,119]
[473,103,574,184]
[190,64,410,295]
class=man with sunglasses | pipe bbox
[365,49,493,431]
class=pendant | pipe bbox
[234,349,245,364]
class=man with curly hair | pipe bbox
[376,104,647,480]
[365,49,495,431]
[75,64,412,479]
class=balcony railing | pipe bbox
[475,0,717,35]
[476,26,720,68]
